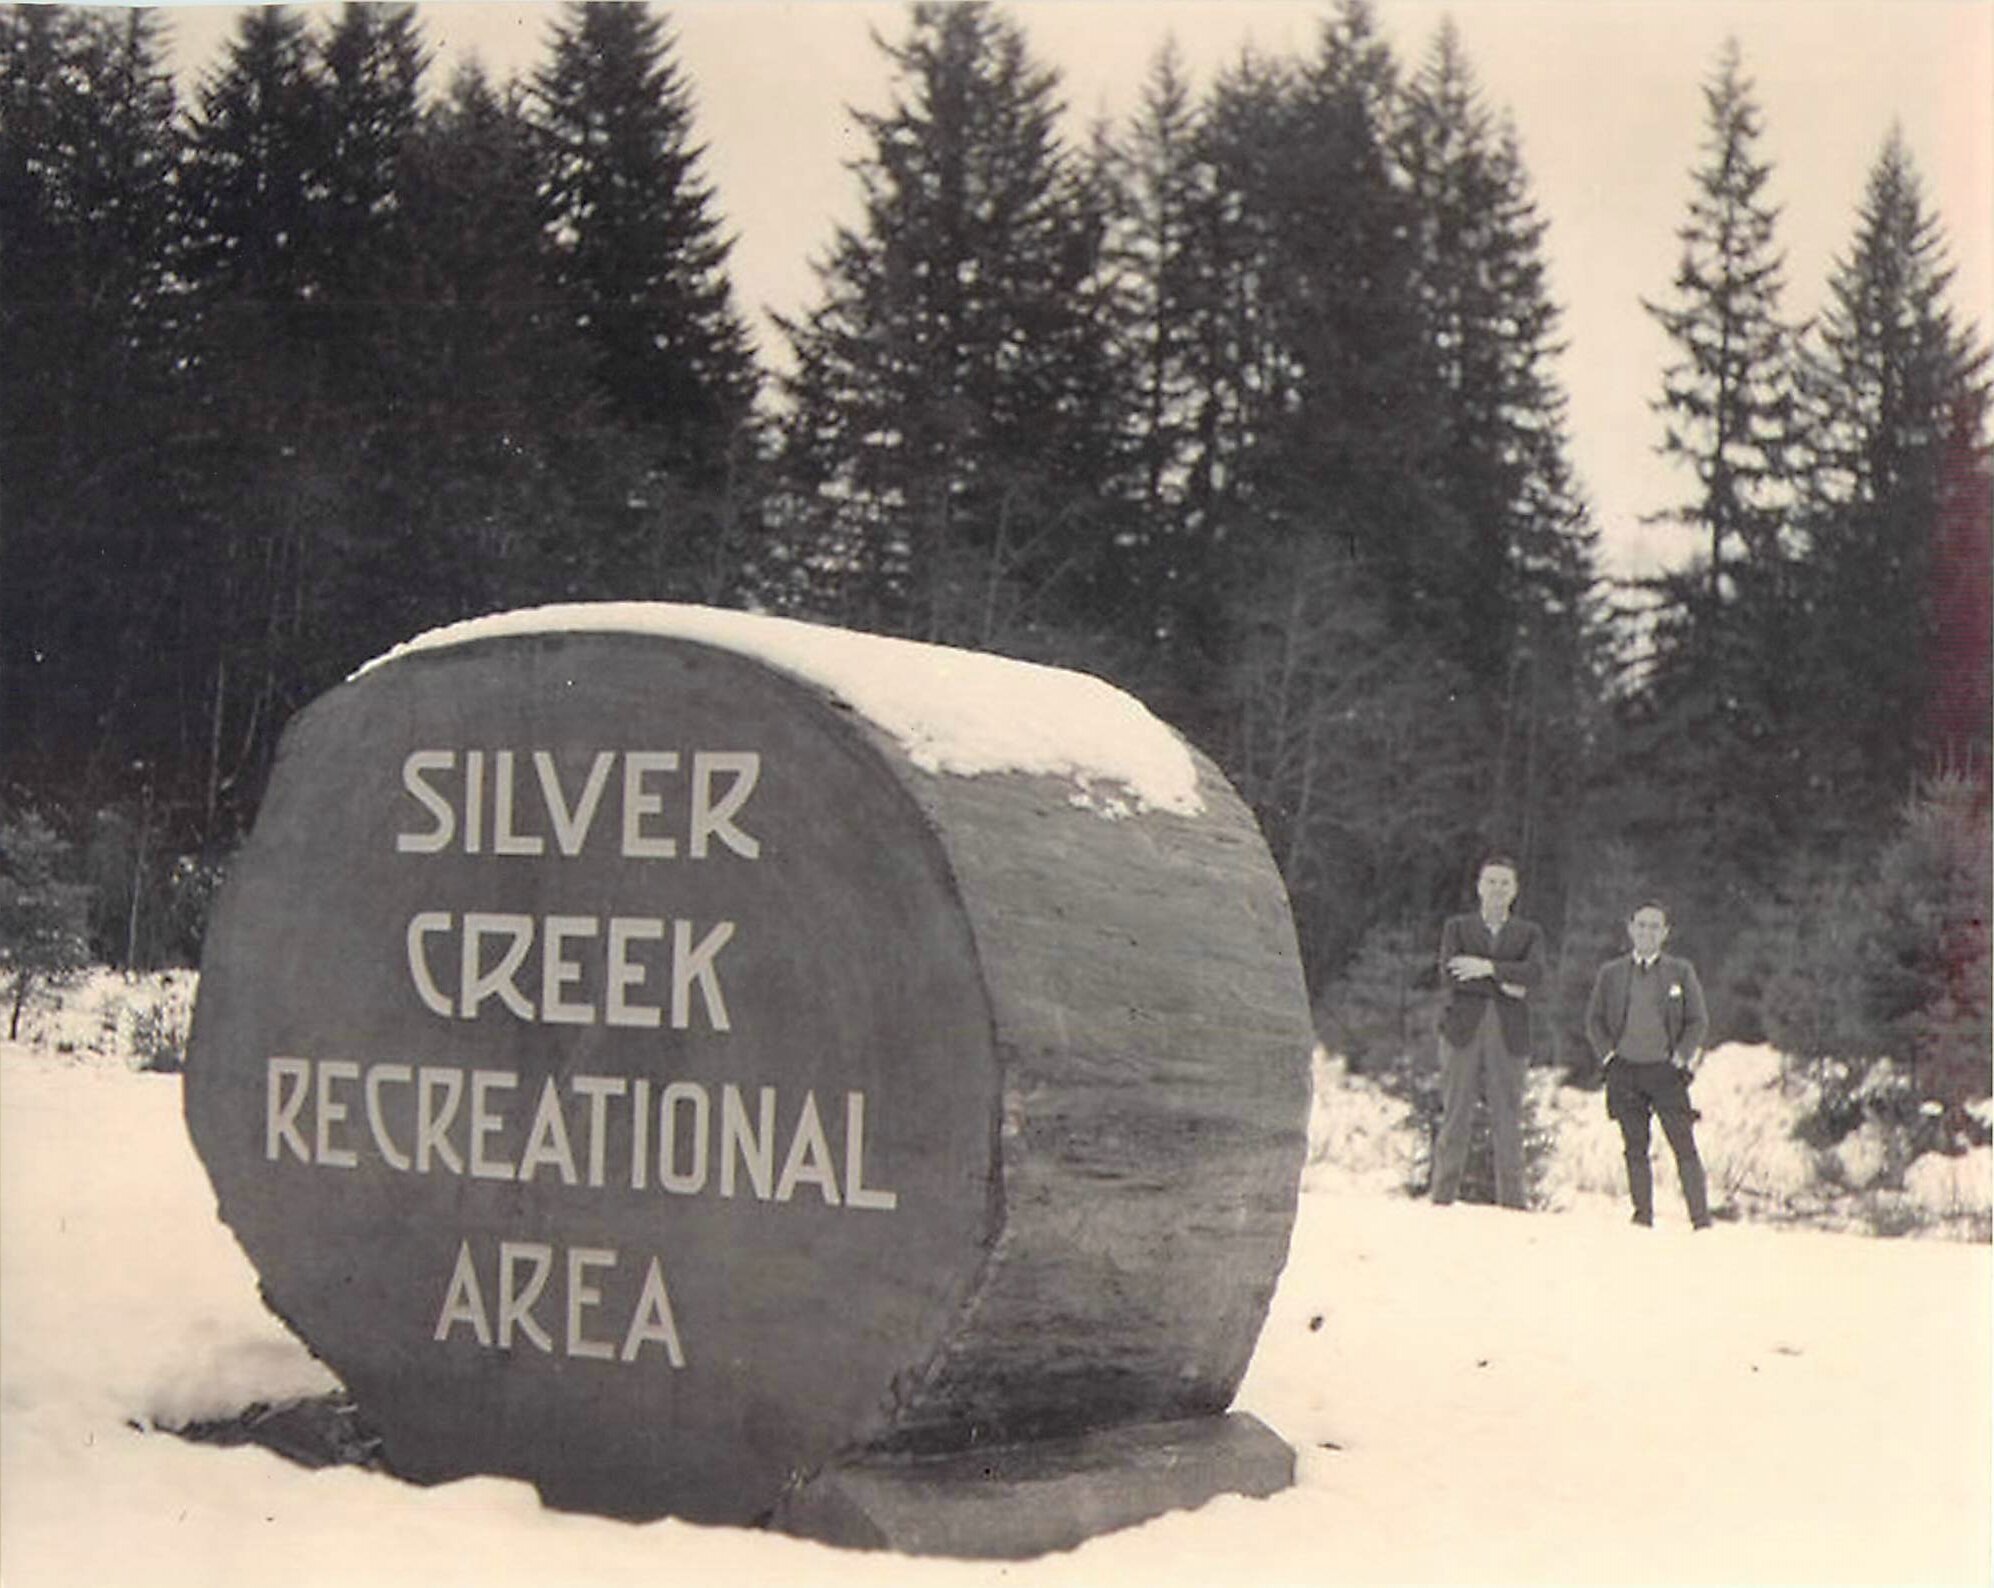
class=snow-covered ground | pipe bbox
[1307,1047,1994,1242]
[3,986,1989,1586]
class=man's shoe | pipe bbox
[1630,1212,1653,1227]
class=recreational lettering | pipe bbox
[264,1056,899,1210]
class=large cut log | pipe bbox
[184,604,1313,1525]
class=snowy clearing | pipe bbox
[2,991,1988,1585]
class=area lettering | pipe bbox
[433,1239,686,1367]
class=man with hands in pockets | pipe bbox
[1586,900,1714,1229]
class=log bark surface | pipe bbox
[856,728,1313,1452]
[185,623,1312,1525]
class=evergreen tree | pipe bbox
[299,2,453,669]
[401,62,577,611]
[531,1,760,511]
[1093,40,1220,704]
[1,5,184,798]
[1128,46,1301,725]
[1396,22,1601,907]
[1629,40,1805,917]
[316,4,428,350]
[1173,47,1295,541]
[180,6,326,309]
[172,6,479,827]
[1197,4,1482,986]
[1398,23,1520,681]
[1926,409,1992,772]
[1645,38,1800,594]
[1266,2,1458,631]
[775,1,1120,652]
[175,5,348,831]
[1099,41,1203,545]
[1855,775,1990,1130]
[1797,130,1991,834]
[0,806,92,1040]
[394,62,660,618]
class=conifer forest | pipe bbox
[3,3,1988,1132]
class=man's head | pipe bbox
[1627,900,1670,960]
[1477,855,1520,917]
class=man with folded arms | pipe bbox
[1430,854,1548,1210]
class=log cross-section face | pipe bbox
[185,619,1313,1525]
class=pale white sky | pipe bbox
[158,0,1994,581]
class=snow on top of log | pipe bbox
[353,602,1205,818]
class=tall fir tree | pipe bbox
[1797,129,1991,836]
[1645,38,1800,594]
[774,1,1120,654]
[1397,23,1520,683]
[1395,21,1600,915]
[176,5,349,832]
[1200,4,1484,989]
[1269,2,1459,630]
[316,4,428,361]
[1156,46,1301,701]
[175,5,483,827]
[1628,39,1806,933]
[1926,408,1992,775]
[394,62,647,618]
[180,6,326,310]
[1093,40,1223,708]
[1098,42,1203,547]
[530,0,760,532]
[299,2,451,674]
[1,5,184,799]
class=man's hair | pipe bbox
[1477,852,1521,880]
[1629,898,1670,923]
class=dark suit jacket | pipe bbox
[1437,912,1548,1055]
[1584,953,1709,1063]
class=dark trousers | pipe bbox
[1431,1002,1526,1208]
[1606,1060,1710,1225]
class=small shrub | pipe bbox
[1380,1051,1555,1207]
[1,807,93,1039]
[1792,1055,1948,1174]
[1303,1049,1421,1194]
[1830,1119,1892,1190]
[1316,923,1438,1077]
[1903,1145,1994,1236]
[131,998,186,1073]
[1859,1189,1928,1240]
